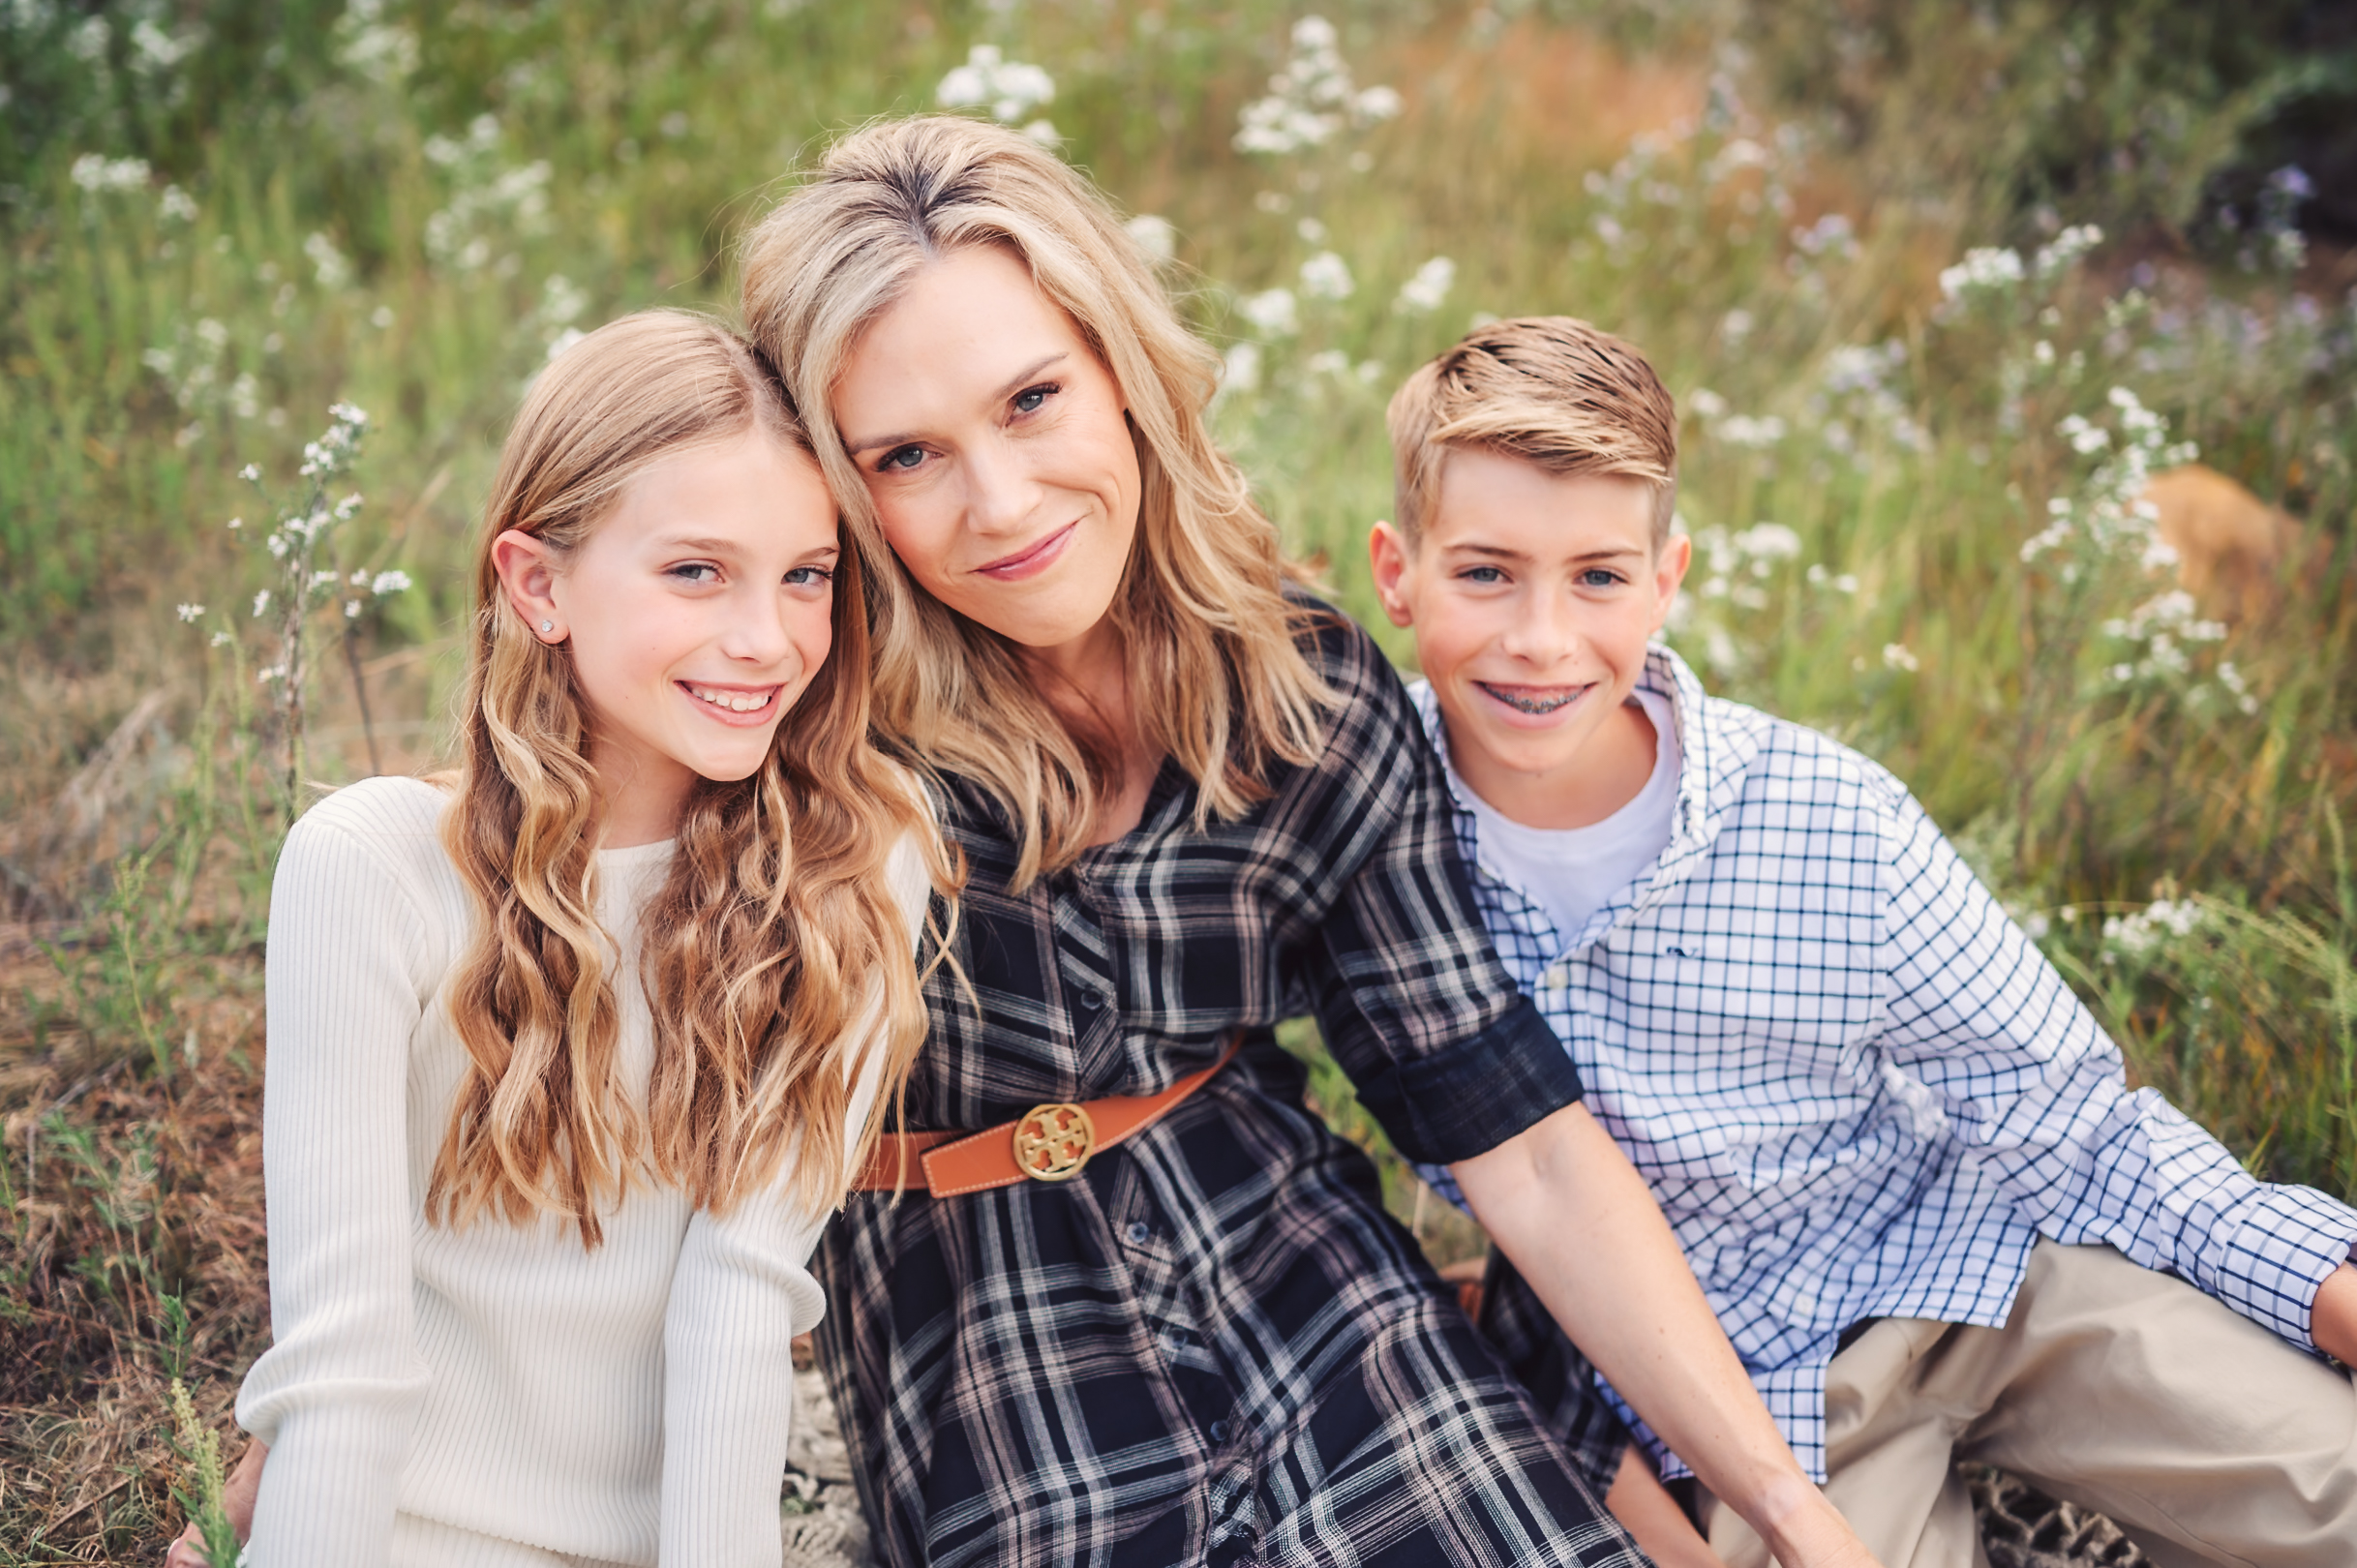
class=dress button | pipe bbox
[1209,1420,1232,1444]
[1078,988,1105,1010]
[1126,1221,1152,1245]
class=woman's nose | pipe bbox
[962,437,1043,535]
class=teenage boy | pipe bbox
[1369,316,2357,1568]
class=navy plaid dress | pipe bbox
[812,606,1647,1567]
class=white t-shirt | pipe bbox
[1451,687,1680,947]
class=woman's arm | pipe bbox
[1454,1102,1875,1568]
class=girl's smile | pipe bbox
[494,428,839,844]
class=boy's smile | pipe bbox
[1370,447,1690,829]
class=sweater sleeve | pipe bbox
[657,826,931,1565]
[236,794,440,1568]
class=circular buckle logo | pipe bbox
[1012,1102,1097,1183]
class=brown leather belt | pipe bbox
[853,1036,1242,1197]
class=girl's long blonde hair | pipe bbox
[741,116,1334,887]
[434,308,943,1245]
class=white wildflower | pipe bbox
[1235,15,1398,156]
[2101,897,2203,962]
[1938,246,2024,301]
[70,153,151,193]
[1732,523,1802,560]
[159,185,198,223]
[1238,287,1299,336]
[176,603,205,622]
[1297,251,1353,300]
[304,231,351,288]
[1220,341,1263,395]
[936,45,1055,124]
[1882,643,1919,672]
[1124,215,1176,262]
[2033,224,2103,279]
[253,590,272,618]
[1394,256,1455,315]
[370,570,412,596]
[1717,414,1787,449]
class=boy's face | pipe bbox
[1370,447,1689,828]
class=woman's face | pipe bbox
[832,244,1142,655]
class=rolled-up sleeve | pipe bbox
[1304,630,1585,1165]
[1873,774,2357,1348]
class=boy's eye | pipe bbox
[877,445,925,472]
[1460,565,1508,585]
[1578,568,1626,588]
[1011,381,1058,416]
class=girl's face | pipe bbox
[831,244,1142,657]
[493,429,838,844]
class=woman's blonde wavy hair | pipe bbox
[434,308,945,1246]
[741,115,1334,887]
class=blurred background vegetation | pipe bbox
[3,0,2353,1557]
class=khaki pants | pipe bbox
[1699,1241,2357,1568]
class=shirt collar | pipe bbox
[1408,643,1748,930]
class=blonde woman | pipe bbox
[740,117,1877,1568]
[177,311,945,1568]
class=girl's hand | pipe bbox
[162,1438,265,1566]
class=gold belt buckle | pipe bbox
[1012,1101,1097,1182]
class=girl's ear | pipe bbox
[491,529,567,643]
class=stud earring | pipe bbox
[539,619,555,634]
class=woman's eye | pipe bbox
[1011,381,1058,416]
[878,445,925,472]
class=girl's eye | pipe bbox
[878,445,925,472]
[668,562,721,585]
[1460,565,1507,585]
[784,565,834,588]
[1011,381,1058,416]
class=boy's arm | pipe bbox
[2312,1266,2357,1365]
[1454,1102,1876,1568]
[1871,779,2357,1351]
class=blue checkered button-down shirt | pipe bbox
[1412,645,2357,1479]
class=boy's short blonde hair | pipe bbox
[1386,316,1678,548]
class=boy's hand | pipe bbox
[1453,1102,1884,1568]
[163,1438,265,1566]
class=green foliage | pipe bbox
[167,1376,240,1568]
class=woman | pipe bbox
[740,116,1873,1567]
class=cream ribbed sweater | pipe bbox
[234,775,925,1568]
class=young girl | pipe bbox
[198,310,943,1568]
[739,116,1876,1568]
